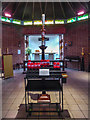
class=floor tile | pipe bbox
[5,110,18,118]
[78,104,88,111]
[81,110,88,118]
[75,99,86,105]
[2,110,8,118]
[68,105,80,111]
[13,98,23,104]
[3,98,15,104]
[71,110,85,118]
[2,104,12,111]
[1,69,88,119]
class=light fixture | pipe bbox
[4,13,11,17]
[77,11,84,16]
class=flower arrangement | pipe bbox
[25,47,32,55]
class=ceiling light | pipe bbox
[4,13,11,17]
[77,11,84,16]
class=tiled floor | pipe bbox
[1,68,88,119]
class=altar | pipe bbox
[32,52,56,60]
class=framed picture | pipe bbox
[68,41,72,46]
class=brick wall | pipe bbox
[64,20,88,71]
[23,24,66,35]
[2,20,89,71]
[88,17,90,71]
[2,23,65,65]
[2,23,25,65]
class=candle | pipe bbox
[42,14,45,25]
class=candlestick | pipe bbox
[81,47,84,56]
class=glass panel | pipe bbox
[55,20,64,24]
[67,17,76,23]
[24,21,32,25]
[12,19,21,24]
[1,16,11,23]
[34,20,42,25]
[45,20,54,24]
[77,13,88,21]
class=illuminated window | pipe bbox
[55,20,64,24]
[77,13,88,21]
[12,19,21,24]
[1,16,11,23]
[34,20,42,25]
[67,17,76,23]
[24,21,32,25]
[45,20,54,25]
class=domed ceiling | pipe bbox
[2,2,88,21]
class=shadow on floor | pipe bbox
[16,104,71,119]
